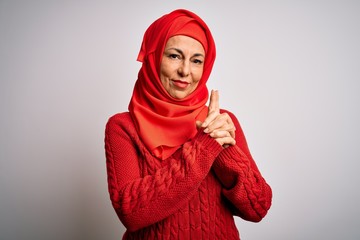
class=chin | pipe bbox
[171,92,188,99]
[172,95,185,99]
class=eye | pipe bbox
[192,59,203,65]
[168,54,181,60]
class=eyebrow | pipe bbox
[166,47,205,58]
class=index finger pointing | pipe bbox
[208,89,220,113]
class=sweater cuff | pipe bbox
[218,145,243,162]
[193,130,224,158]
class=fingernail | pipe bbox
[204,128,209,133]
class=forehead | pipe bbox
[165,35,205,54]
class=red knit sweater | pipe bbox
[105,110,272,240]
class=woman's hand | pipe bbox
[197,90,236,147]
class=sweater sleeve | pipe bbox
[212,110,272,222]
[105,114,223,232]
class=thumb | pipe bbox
[196,121,203,129]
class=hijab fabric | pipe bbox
[128,9,216,160]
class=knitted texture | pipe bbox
[105,110,272,240]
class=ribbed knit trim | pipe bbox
[217,145,245,163]
[193,130,223,158]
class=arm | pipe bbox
[105,114,223,232]
[212,110,272,222]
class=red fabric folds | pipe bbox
[128,9,216,160]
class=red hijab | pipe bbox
[129,9,216,160]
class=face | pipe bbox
[160,35,205,99]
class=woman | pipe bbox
[105,9,272,240]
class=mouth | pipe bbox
[171,80,190,89]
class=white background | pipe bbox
[1,0,359,239]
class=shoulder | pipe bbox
[105,112,135,132]
[107,112,131,124]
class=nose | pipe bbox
[178,60,190,77]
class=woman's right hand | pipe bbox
[197,90,236,147]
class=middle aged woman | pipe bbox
[105,9,272,240]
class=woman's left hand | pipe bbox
[197,90,236,147]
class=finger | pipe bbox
[229,128,236,139]
[208,124,236,139]
[210,130,231,138]
[206,114,227,132]
[226,117,236,138]
[203,90,220,128]
[209,130,236,146]
[224,114,236,138]
[208,89,220,113]
[202,110,220,131]
[215,136,236,147]
[205,114,236,134]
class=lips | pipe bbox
[172,80,190,89]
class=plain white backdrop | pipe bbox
[1,0,359,239]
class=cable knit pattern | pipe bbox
[105,111,272,239]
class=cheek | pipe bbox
[160,60,172,78]
[159,64,169,85]
[159,72,168,89]
[194,67,204,82]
